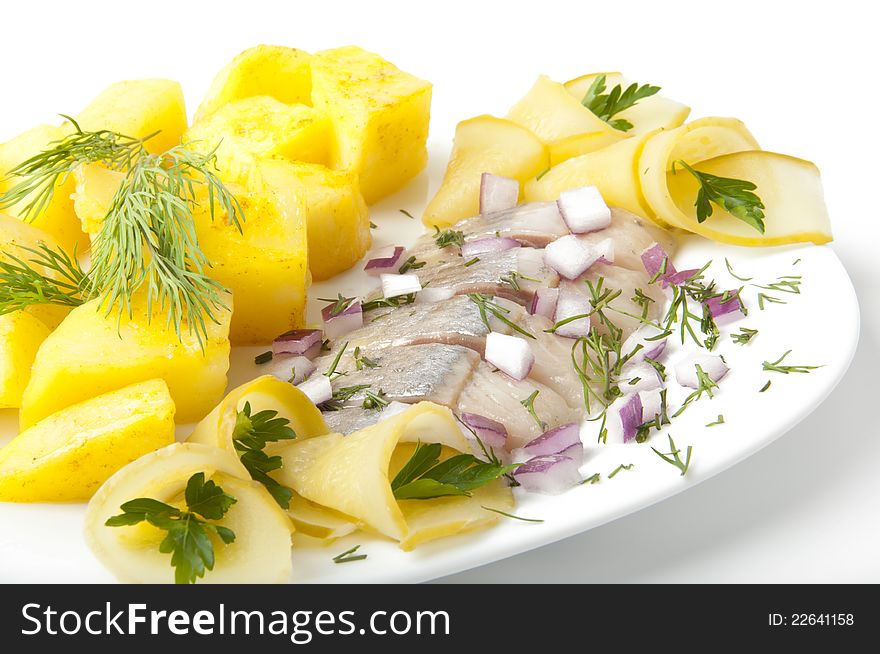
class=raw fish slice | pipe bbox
[322,407,384,435]
[454,202,569,248]
[456,363,579,448]
[573,208,677,272]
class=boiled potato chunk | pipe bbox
[424,115,549,228]
[184,96,331,184]
[311,46,432,204]
[195,45,313,123]
[0,212,73,328]
[666,151,832,246]
[195,163,309,344]
[564,72,691,136]
[71,164,124,236]
[20,293,232,429]
[525,131,654,218]
[0,125,88,253]
[75,79,187,155]
[507,75,620,144]
[0,380,175,502]
[277,402,513,550]
[85,443,292,583]
[257,159,371,281]
[0,311,51,409]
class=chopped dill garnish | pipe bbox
[731,327,758,345]
[762,351,822,374]
[433,226,465,249]
[464,257,480,267]
[399,209,415,219]
[520,390,547,430]
[759,380,772,392]
[333,545,367,564]
[482,506,544,523]
[254,351,273,365]
[468,293,535,339]
[706,415,725,427]
[353,346,379,370]
[608,463,635,479]
[398,255,426,274]
[652,435,692,476]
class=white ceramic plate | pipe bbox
[0,141,859,583]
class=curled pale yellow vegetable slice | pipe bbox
[639,117,760,228]
[665,151,832,246]
[563,72,691,136]
[189,375,329,451]
[276,402,514,550]
[85,443,292,584]
[525,130,655,218]
[288,493,358,541]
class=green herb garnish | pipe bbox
[762,351,821,375]
[399,209,415,219]
[706,415,725,427]
[390,442,517,501]
[362,388,389,411]
[520,390,547,430]
[672,364,719,418]
[433,226,465,249]
[608,463,635,479]
[361,293,416,312]
[760,380,772,392]
[254,350,273,365]
[333,545,367,563]
[105,472,236,584]
[324,341,349,379]
[353,346,379,370]
[0,243,87,315]
[318,293,357,317]
[581,75,660,132]
[232,402,296,508]
[674,160,765,233]
[652,435,693,476]
[398,255,426,274]
[464,257,480,267]
[482,506,544,523]
[582,473,601,485]
[731,327,758,345]
[468,293,535,339]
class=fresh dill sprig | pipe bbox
[0,243,88,315]
[353,346,378,370]
[706,415,725,427]
[672,364,719,418]
[468,293,535,339]
[481,506,544,523]
[608,463,635,479]
[732,327,759,345]
[362,388,389,411]
[433,226,465,249]
[759,380,772,392]
[520,390,547,431]
[674,160,765,233]
[580,75,660,132]
[581,473,601,485]
[231,402,297,508]
[361,293,416,312]
[399,209,415,220]
[652,435,692,476]
[762,351,822,374]
[464,257,480,267]
[254,350,273,365]
[333,545,367,564]
[724,257,753,282]
[318,383,371,412]
[318,293,357,317]
[323,341,349,379]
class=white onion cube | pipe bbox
[485,332,535,381]
[557,186,612,234]
[380,273,422,298]
[543,235,601,280]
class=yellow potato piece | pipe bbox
[189,375,329,451]
[71,164,124,236]
[276,402,513,550]
[85,443,292,584]
[195,165,309,344]
[195,45,313,123]
[525,131,655,218]
[19,293,232,429]
[0,311,50,409]
[665,151,832,246]
[564,72,691,136]
[311,46,432,204]
[0,125,89,253]
[507,75,621,144]
[0,212,73,328]
[75,79,187,155]
[639,117,761,228]
[184,96,331,183]
[257,159,371,281]
[424,115,549,228]
[0,379,175,502]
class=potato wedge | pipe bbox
[75,79,187,155]
[256,159,371,280]
[195,163,309,344]
[0,125,89,253]
[195,45,312,123]
[184,96,331,184]
[0,379,175,501]
[424,115,548,228]
[0,212,73,328]
[311,46,432,204]
[71,164,123,236]
[20,293,232,429]
[85,443,292,584]
[0,311,51,409]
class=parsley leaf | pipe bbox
[106,472,236,584]
[232,402,297,508]
[674,160,766,233]
[581,74,660,132]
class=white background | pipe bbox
[1,0,877,582]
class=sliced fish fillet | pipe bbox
[574,208,677,272]
[454,202,569,248]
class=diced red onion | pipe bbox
[556,185,612,234]
[644,339,667,361]
[480,173,520,214]
[272,328,323,357]
[529,287,559,319]
[460,236,521,258]
[296,374,333,405]
[704,291,745,323]
[553,286,591,339]
[264,355,316,385]
[485,331,534,381]
[557,442,585,466]
[380,273,422,298]
[512,454,582,494]
[544,235,601,280]
[364,246,406,276]
[665,268,700,286]
[461,413,509,450]
[638,390,663,423]
[621,362,663,394]
[641,242,675,278]
[522,422,581,457]
[619,392,643,443]
[322,300,363,339]
[594,237,615,265]
[674,354,729,388]
[416,286,456,304]
[621,328,667,366]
